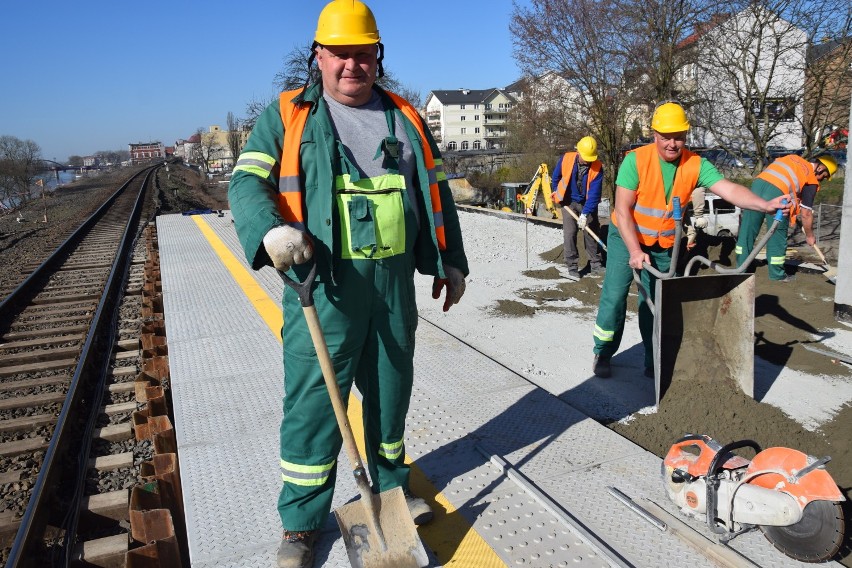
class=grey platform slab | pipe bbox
[156,212,840,568]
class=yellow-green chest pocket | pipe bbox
[336,173,406,260]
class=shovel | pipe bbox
[561,204,608,252]
[280,263,428,568]
[809,241,837,284]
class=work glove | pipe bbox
[432,265,466,312]
[577,214,588,231]
[262,225,313,272]
[693,216,708,230]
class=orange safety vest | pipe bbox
[553,152,602,203]
[612,143,701,248]
[755,154,819,225]
[276,88,447,250]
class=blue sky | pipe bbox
[1,1,525,163]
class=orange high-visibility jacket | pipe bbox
[277,88,448,250]
[553,151,602,204]
[612,143,700,248]
[755,154,819,225]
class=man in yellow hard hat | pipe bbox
[736,153,836,281]
[551,136,605,278]
[228,1,469,566]
[591,102,790,379]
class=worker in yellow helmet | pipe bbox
[736,153,836,281]
[550,136,605,278]
[228,1,468,566]
[591,102,790,380]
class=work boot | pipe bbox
[592,355,611,378]
[405,492,434,525]
[591,264,605,275]
[277,530,317,568]
[565,266,580,279]
[777,274,796,283]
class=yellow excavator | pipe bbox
[513,163,562,219]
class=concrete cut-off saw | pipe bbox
[663,434,846,562]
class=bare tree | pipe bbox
[802,34,852,154]
[0,135,42,209]
[690,0,850,169]
[511,0,635,201]
[226,111,245,168]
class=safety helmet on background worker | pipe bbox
[576,136,598,162]
[651,102,690,133]
[815,154,838,180]
[315,0,380,45]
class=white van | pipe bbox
[702,194,741,237]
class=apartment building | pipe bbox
[425,88,517,152]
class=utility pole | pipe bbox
[834,96,852,323]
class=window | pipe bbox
[447,141,457,150]
[473,140,481,149]
[461,128,466,134]
[461,141,469,150]
[474,115,479,121]
[461,116,466,121]
[750,96,795,122]
[460,104,466,109]
[485,104,492,110]
[474,104,479,109]
[475,127,480,134]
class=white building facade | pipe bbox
[425,89,517,152]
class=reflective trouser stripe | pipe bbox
[280,459,335,486]
[769,256,786,265]
[379,439,404,460]
[593,324,614,342]
[735,245,743,255]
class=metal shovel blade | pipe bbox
[334,486,428,568]
[653,273,755,406]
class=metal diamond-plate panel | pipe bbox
[438,463,613,568]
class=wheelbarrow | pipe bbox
[633,198,786,407]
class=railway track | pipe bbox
[0,165,180,567]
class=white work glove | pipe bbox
[432,265,466,312]
[693,216,708,230]
[577,214,588,231]
[262,225,313,272]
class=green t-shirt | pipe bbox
[615,152,724,202]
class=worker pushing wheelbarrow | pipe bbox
[590,102,791,403]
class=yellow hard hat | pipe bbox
[651,102,690,133]
[315,0,380,45]
[576,136,598,162]
[816,154,838,180]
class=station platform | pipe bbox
[155,211,838,568]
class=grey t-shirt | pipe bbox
[323,91,419,225]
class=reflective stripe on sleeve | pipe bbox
[233,152,276,178]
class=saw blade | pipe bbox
[760,500,845,562]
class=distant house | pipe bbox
[425,88,517,152]
[129,141,165,164]
[805,37,852,148]
[82,156,99,168]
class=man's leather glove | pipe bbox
[432,265,466,312]
[693,216,708,230]
[262,225,313,272]
[577,214,588,231]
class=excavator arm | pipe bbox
[515,163,562,219]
